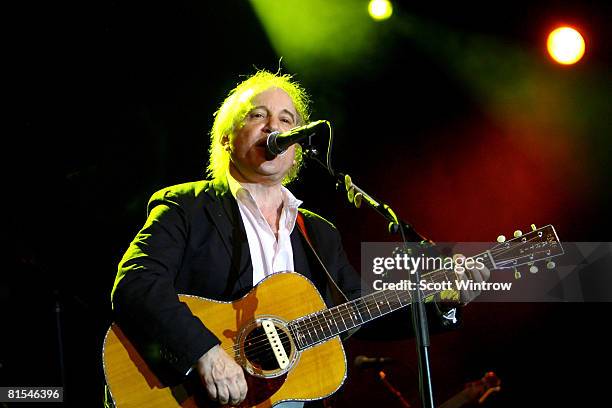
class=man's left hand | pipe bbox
[454,253,491,304]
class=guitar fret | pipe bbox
[378,293,392,314]
[319,310,334,338]
[336,306,348,331]
[355,298,373,321]
[392,290,403,307]
[303,318,316,343]
[389,290,403,309]
[373,297,383,315]
[306,320,316,344]
[305,316,320,343]
[402,290,412,304]
[343,304,356,328]
[311,316,323,341]
[289,322,305,349]
[348,302,364,325]
[332,307,348,333]
[366,297,381,318]
[327,309,341,334]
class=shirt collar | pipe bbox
[225,169,303,211]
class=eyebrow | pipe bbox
[251,105,296,122]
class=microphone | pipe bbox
[265,120,327,158]
[354,355,395,369]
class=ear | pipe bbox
[221,134,230,150]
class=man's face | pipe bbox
[225,87,299,184]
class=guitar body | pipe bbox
[103,272,347,407]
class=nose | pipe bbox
[262,115,282,134]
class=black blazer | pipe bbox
[112,179,362,378]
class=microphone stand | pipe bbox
[302,141,436,408]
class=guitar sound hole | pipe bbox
[243,324,292,371]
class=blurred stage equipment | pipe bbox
[439,371,502,408]
[354,355,395,369]
[377,370,412,408]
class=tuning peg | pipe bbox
[344,174,352,192]
[347,187,355,203]
[546,260,556,269]
[496,235,506,243]
[531,224,537,231]
[354,192,363,208]
[529,265,538,274]
[514,268,521,279]
[513,230,523,238]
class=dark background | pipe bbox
[5,0,611,406]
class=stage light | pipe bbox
[547,26,585,65]
[368,0,393,21]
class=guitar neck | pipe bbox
[289,251,495,349]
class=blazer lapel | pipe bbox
[291,227,311,278]
[203,179,253,295]
[202,179,233,257]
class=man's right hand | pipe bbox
[196,344,248,406]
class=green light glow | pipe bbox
[249,0,379,73]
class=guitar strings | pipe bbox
[222,287,404,357]
[224,264,452,355]
[224,285,422,361]
[225,256,500,361]
[223,252,503,359]
[223,252,511,360]
[223,260,472,356]
[234,237,544,353]
[223,287,416,359]
[223,235,547,360]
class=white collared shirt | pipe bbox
[226,171,303,286]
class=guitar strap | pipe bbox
[296,212,350,306]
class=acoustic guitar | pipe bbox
[103,225,562,407]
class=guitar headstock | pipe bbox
[489,224,563,271]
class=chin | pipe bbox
[254,165,289,181]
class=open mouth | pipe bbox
[255,137,269,150]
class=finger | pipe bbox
[228,378,244,405]
[471,264,490,283]
[452,253,466,267]
[471,268,484,283]
[237,372,248,402]
[452,253,466,278]
[204,375,217,400]
[216,383,230,405]
[229,368,247,404]
[481,266,491,281]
